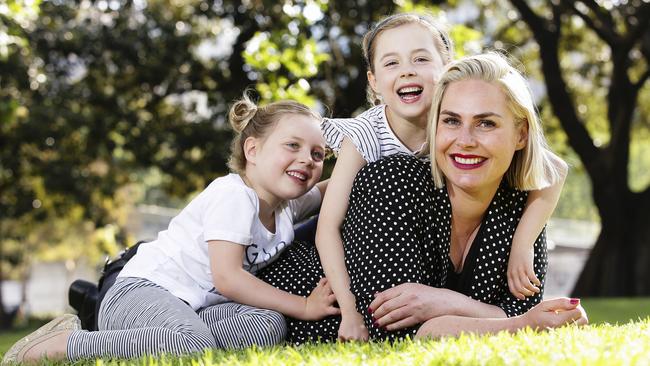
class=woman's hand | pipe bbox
[369,284,456,331]
[302,278,341,321]
[338,310,369,341]
[519,297,588,330]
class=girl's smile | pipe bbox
[367,23,445,128]
[246,114,326,208]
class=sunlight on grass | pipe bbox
[0,319,647,365]
[1,299,649,365]
[57,319,650,365]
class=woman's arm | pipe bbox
[508,153,568,299]
[370,284,507,331]
[415,297,587,339]
[316,138,369,340]
[208,240,340,320]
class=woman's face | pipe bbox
[435,79,527,194]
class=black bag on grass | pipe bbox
[68,242,142,330]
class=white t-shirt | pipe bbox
[321,104,424,163]
[118,173,321,310]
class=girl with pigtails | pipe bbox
[3,94,339,363]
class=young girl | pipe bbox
[3,95,339,363]
[315,13,567,341]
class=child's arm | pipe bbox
[508,153,568,299]
[316,138,369,341]
[208,240,340,320]
[315,179,328,198]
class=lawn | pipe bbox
[1,298,649,365]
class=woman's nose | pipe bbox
[455,126,477,147]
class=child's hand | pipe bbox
[338,310,369,341]
[302,278,341,320]
[507,244,541,300]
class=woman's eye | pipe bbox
[384,60,398,67]
[478,120,496,128]
[414,56,429,63]
[286,142,300,149]
[441,117,460,126]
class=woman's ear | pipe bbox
[243,136,258,164]
[516,122,529,150]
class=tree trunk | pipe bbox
[0,241,14,330]
[572,185,650,296]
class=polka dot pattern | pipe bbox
[259,154,548,344]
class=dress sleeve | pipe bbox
[201,184,257,246]
[321,116,381,163]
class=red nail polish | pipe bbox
[367,307,373,314]
[373,321,379,328]
[570,298,580,305]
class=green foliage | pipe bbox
[244,33,328,105]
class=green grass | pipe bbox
[581,297,650,324]
[1,298,649,365]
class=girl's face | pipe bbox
[435,79,527,195]
[367,23,445,128]
[246,114,326,205]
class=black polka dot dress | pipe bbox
[258,154,548,344]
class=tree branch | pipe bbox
[635,69,650,90]
[508,0,547,35]
[569,1,619,46]
[510,0,601,173]
[624,3,650,48]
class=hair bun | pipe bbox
[229,94,258,133]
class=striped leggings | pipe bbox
[66,277,286,360]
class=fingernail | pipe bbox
[373,321,379,328]
[570,298,580,305]
[367,307,373,314]
[372,316,376,322]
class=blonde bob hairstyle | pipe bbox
[427,52,563,190]
[362,12,454,106]
[227,92,322,174]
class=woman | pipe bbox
[258,52,587,342]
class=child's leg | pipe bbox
[257,241,339,344]
[198,302,285,348]
[67,277,216,360]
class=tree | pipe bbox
[506,0,650,295]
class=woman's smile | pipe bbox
[450,154,487,169]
